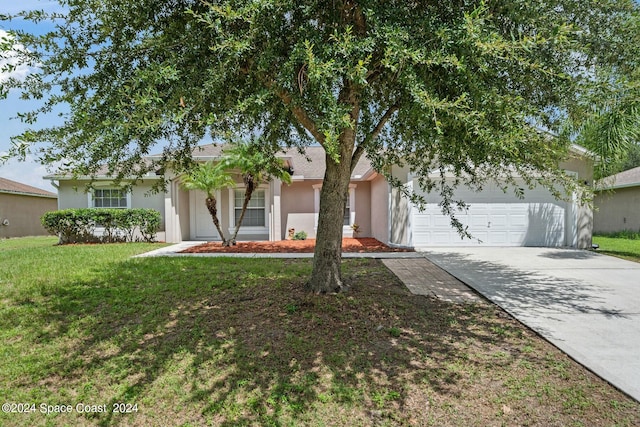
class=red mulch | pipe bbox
[179,237,413,253]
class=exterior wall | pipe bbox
[561,156,594,184]
[352,181,371,237]
[388,165,414,247]
[0,193,58,238]
[178,186,190,241]
[370,174,389,243]
[55,179,166,238]
[280,180,373,240]
[57,180,90,209]
[281,180,320,239]
[130,182,166,230]
[594,187,640,233]
[560,156,594,248]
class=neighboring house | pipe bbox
[0,177,58,238]
[45,144,594,248]
[593,166,640,234]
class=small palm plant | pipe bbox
[180,161,235,245]
[218,141,293,244]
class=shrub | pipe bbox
[293,230,307,240]
[41,208,161,244]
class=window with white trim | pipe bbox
[343,194,351,225]
[91,188,129,208]
[234,189,266,227]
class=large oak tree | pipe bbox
[2,1,639,292]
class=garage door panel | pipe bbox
[489,214,508,228]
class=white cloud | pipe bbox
[0,29,37,84]
[0,154,57,192]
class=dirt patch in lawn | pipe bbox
[180,237,413,253]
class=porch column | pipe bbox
[270,178,282,241]
[164,173,182,243]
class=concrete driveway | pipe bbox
[420,247,640,402]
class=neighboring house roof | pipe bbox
[0,177,57,198]
[597,166,640,190]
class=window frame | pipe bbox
[87,187,131,209]
[227,186,269,235]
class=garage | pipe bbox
[409,179,576,247]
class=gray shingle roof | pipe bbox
[191,144,374,180]
[0,177,57,197]
[46,144,375,181]
[598,166,640,189]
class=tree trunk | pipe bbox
[306,147,353,293]
[205,196,228,245]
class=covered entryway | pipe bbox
[410,179,576,247]
[189,189,222,241]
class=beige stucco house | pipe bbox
[0,177,58,238]
[594,166,640,234]
[46,144,594,248]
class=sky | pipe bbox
[0,1,66,191]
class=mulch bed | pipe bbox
[179,237,413,253]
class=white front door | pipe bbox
[189,189,222,240]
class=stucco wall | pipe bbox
[370,174,389,243]
[281,180,319,239]
[0,193,57,238]
[280,180,373,240]
[353,181,371,238]
[388,165,413,247]
[594,187,640,234]
[56,179,165,230]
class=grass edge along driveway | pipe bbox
[1,236,638,426]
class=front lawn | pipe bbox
[593,234,640,263]
[1,237,638,426]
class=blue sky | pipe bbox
[1,1,66,191]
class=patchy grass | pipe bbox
[593,235,640,263]
[0,238,638,426]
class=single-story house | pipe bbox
[593,165,640,234]
[0,177,58,238]
[46,144,594,248]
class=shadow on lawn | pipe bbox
[37,257,538,426]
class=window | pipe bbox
[234,189,265,227]
[343,194,350,225]
[92,188,128,208]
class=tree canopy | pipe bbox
[2,1,639,292]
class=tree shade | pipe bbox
[1,1,639,292]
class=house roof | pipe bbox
[0,177,57,198]
[597,166,640,190]
[185,144,375,180]
[46,144,376,182]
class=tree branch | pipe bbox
[351,103,400,173]
[272,86,326,146]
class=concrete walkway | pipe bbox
[382,258,482,303]
[421,247,640,402]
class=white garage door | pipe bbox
[411,180,570,247]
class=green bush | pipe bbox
[41,208,161,244]
[293,230,307,240]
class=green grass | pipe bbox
[0,236,638,426]
[593,234,640,262]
